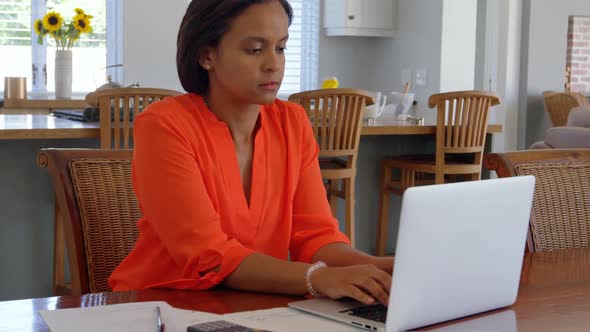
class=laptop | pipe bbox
[52,108,99,122]
[52,106,138,122]
[289,176,535,332]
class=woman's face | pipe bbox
[203,1,289,105]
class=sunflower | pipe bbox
[74,8,85,15]
[42,11,63,32]
[34,19,44,35]
[72,14,92,33]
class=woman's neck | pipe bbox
[205,89,261,144]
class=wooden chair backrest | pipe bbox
[38,148,139,294]
[86,88,182,149]
[288,88,374,167]
[484,149,590,253]
[428,90,500,175]
[430,90,501,154]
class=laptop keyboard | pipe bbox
[341,303,388,323]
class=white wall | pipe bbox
[370,0,444,119]
[440,0,477,92]
[318,35,377,90]
[122,0,187,91]
[474,0,523,153]
[521,0,590,147]
[493,0,523,152]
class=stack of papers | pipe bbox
[39,301,360,332]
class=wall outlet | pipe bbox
[415,68,427,86]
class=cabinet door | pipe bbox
[357,0,394,30]
[323,0,395,37]
[344,0,363,28]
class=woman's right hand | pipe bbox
[311,264,392,305]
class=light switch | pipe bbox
[415,68,427,86]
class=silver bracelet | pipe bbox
[305,261,327,297]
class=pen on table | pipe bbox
[155,305,165,332]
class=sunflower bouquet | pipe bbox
[34,8,93,50]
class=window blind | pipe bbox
[280,0,319,97]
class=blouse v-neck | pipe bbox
[195,95,265,225]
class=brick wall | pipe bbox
[567,16,590,93]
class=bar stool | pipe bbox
[376,90,501,255]
[289,88,374,247]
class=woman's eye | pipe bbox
[248,48,263,55]
[277,47,287,54]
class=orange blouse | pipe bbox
[109,94,349,291]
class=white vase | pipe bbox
[55,50,72,99]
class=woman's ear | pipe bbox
[198,47,214,71]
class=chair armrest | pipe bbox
[544,126,590,149]
[530,141,551,149]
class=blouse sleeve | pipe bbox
[289,105,351,263]
[133,110,255,288]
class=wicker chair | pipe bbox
[484,149,590,253]
[85,87,182,149]
[38,148,139,295]
[288,88,374,247]
[542,91,588,127]
[376,90,500,255]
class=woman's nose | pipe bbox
[263,51,283,72]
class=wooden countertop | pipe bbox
[0,115,99,139]
[361,117,503,135]
[2,98,88,109]
[0,115,502,140]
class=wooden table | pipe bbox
[0,114,501,140]
[2,248,589,331]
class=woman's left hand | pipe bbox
[371,256,394,274]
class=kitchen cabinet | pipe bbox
[323,0,395,37]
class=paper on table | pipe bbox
[40,302,361,332]
[224,307,362,332]
[39,301,221,332]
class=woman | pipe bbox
[109,0,393,305]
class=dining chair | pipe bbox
[376,90,501,255]
[542,91,589,127]
[484,149,590,253]
[40,88,178,295]
[38,148,139,295]
[85,87,182,149]
[288,88,374,247]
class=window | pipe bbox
[0,0,119,96]
[0,0,32,92]
[280,0,319,97]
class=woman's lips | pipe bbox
[259,81,280,90]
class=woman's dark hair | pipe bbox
[177,0,293,95]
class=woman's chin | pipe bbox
[253,94,279,105]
